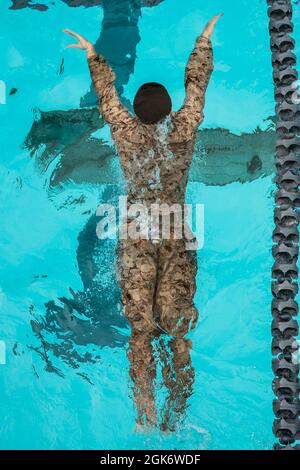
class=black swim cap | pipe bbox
[133,82,172,124]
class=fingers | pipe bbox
[63,28,89,51]
[211,13,224,25]
[202,13,223,38]
[62,28,82,40]
[66,44,82,49]
[208,13,223,29]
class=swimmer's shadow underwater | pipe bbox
[29,202,130,378]
[25,0,165,375]
[26,125,278,373]
[26,101,279,365]
[22,0,274,404]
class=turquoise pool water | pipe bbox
[0,0,299,450]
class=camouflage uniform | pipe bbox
[88,36,213,426]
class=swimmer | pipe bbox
[63,13,222,428]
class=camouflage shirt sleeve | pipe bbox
[87,53,134,132]
[173,36,213,138]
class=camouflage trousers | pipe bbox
[116,237,198,428]
[117,237,198,336]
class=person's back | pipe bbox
[85,33,213,209]
[112,116,195,207]
[63,14,221,429]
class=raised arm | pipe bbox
[175,14,223,134]
[63,29,133,132]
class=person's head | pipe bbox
[133,82,172,124]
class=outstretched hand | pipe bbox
[202,13,223,39]
[63,29,95,57]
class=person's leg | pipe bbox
[117,239,159,426]
[155,239,198,430]
[155,239,198,337]
[127,328,158,427]
[158,336,195,432]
